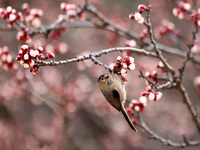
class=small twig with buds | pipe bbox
[83,4,200,66]
[143,7,176,77]
[28,6,85,36]
[139,70,174,90]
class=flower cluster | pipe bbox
[31,39,69,55]
[0,46,18,71]
[16,28,32,44]
[144,61,167,85]
[48,28,66,40]
[129,4,147,24]
[126,96,147,125]
[0,3,44,45]
[156,61,165,72]
[145,70,158,82]
[127,96,147,114]
[0,6,22,28]
[154,20,179,39]
[125,40,137,48]
[123,40,137,56]
[190,11,200,26]
[21,3,43,28]
[16,45,55,74]
[141,85,162,101]
[109,56,135,83]
[140,28,148,40]
[173,1,191,19]
[0,3,43,29]
[60,3,85,21]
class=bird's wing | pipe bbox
[111,89,121,111]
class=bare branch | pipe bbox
[179,22,199,79]
[36,47,157,66]
[177,83,200,132]
[138,114,200,147]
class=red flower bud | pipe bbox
[46,52,55,59]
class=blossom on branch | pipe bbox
[16,45,55,74]
[129,4,147,24]
[109,56,135,83]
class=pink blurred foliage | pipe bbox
[0,0,200,150]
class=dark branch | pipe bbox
[138,114,200,147]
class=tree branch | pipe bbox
[36,47,157,66]
[177,83,200,132]
[138,114,200,148]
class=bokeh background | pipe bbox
[0,0,200,150]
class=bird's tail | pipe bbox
[121,107,137,132]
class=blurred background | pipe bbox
[0,0,200,150]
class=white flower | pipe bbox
[21,45,29,50]
[198,20,200,27]
[148,92,155,101]
[31,18,41,28]
[122,63,127,69]
[129,57,134,63]
[1,54,6,62]
[24,53,29,60]
[138,17,144,24]
[20,59,24,65]
[23,63,29,68]
[6,6,12,13]
[126,40,136,47]
[139,96,147,106]
[134,12,141,21]
[158,61,164,67]
[60,2,66,10]
[146,85,152,91]
[172,8,178,17]
[134,105,140,112]
[178,13,184,20]
[183,3,191,11]
[6,54,12,63]
[30,50,39,57]
[37,46,43,52]
[145,72,150,77]
[9,13,16,21]
[128,63,135,70]
[156,92,162,100]
[116,56,122,62]
[29,59,35,66]
[120,68,127,77]
[109,62,115,70]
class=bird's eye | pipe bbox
[101,78,103,80]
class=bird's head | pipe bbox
[98,73,110,87]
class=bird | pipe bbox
[98,73,137,132]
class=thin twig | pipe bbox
[179,22,199,79]
[138,114,200,147]
[139,70,175,90]
[177,83,200,132]
[143,7,176,77]
[35,47,157,66]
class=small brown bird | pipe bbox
[98,73,137,132]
